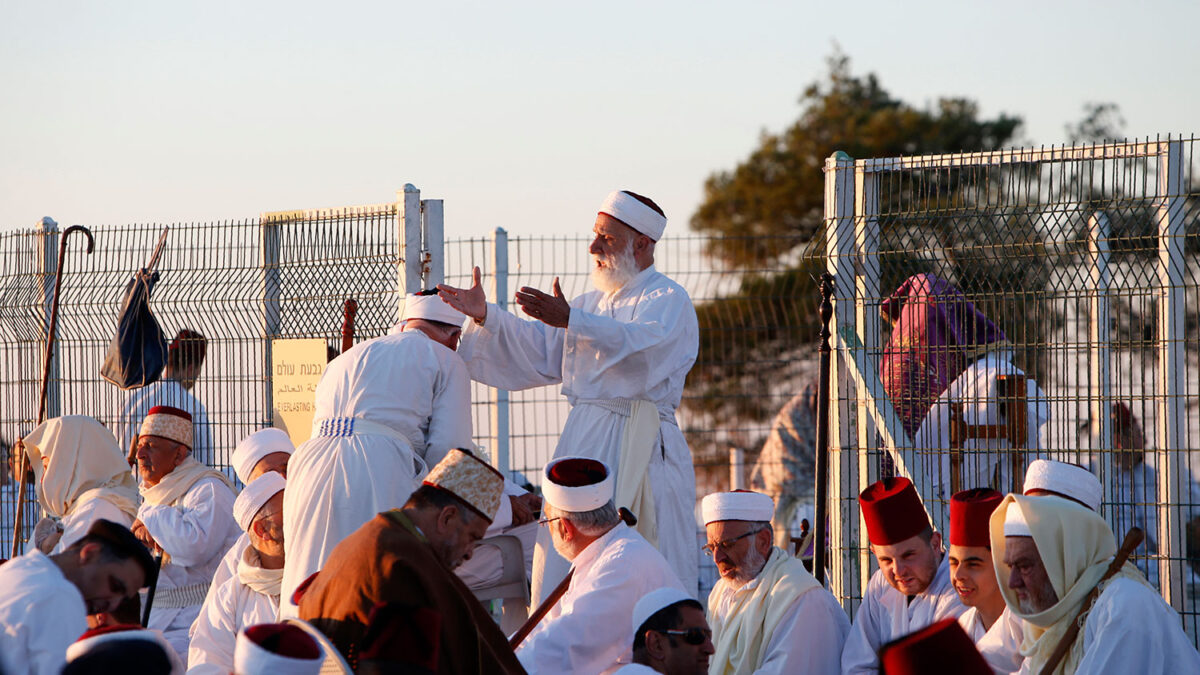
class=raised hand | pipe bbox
[515,277,570,328]
[437,266,488,322]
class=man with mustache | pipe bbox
[618,587,715,675]
[841,477,965,674]
[439,190,700,601]
[702,489,848,674]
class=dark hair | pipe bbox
[70,519,157,584]
[620,191,666,219]
[167,329,207,371]
[631,598,704,652]
[406,484,481,524]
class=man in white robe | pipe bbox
[280,292,479,614]
[114,329,214,467]
[841,477,965,674]
[947,488,1023,674]
[0,519,154,675]
[438,189,701,599]
[189,472,286,674]
[22,416,139,555]
[616,587,714,675]
[517,457,685,674]
[702,490,848,674]
[129,405,239,663]
[992,494,1200,674]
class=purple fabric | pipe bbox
[879,274,1006,437]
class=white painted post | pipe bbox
[853,165,888,541]
[1087,213,1114,511]
[398,185,423,306]
[1155,140,1186,612]
[260,214,282,423]
[729,447,746,490]
[490,227,511,476]
[422,199,445,288]
[37,217,61,420]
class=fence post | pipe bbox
[729,447,746,490]
[1086,212,1114,511]
[398,185,423,305]
[1154,139,1186,612]
[260,215,282,426]
[422,199,445,288]
[490,227,510,476]
[853,164,889,529]
[36,217,61,421]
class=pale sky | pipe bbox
[2,1,1197,239]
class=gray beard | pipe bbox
[726,546,767,590]
[590,243,638,294]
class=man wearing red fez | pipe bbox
[947,488,1023,674]
[841,477,965,674]
[878,618,992,675]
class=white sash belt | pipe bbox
[575,398,677,427]
[143,581,209,610]
[311,416,426,478]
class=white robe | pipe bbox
[1016,577,1200,674]
[966,607,1024,675]
[0,550,88,675]
[50,494,136,554]
[1102,458,1200,589]
[280,329,475,616]
[190,532,250,643]
[115,378,215,467]
[516,523,685,675]
[138,475,239,663]
[840,557,966,674]
[458,265,700,598]
[186,549,280,675]
[707,550,850,674]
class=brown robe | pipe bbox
[298,510,526,674]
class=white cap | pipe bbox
[1003,502,1032,537]
[1023,459,1102,511]
[234,472,287,533]
[232,428,295,484]
[701,490,775,525]
[598,191,666,241]
[631,587,694,637]
[401,292,465,326]
[66,626,183,674]
[542,456,614,512]
[235,623,323,675]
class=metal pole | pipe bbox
[813,272,835,585]
[729,447,745,490]
[489,227,510,476]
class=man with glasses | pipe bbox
[517,457,685,674]
[616,587,714,674]
[702,489,848,674]
[841,477,965,674]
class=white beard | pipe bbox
[590,241,638,294]
[726,545,767,590]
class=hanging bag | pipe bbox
[100,229,170,390]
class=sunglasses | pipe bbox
[653,627,712,646]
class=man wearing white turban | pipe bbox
[438,190,701,599]
[992,494,1200,674]
[22,416,140,555]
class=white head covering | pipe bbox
[23,415,138,519]
[234,472,287,533]
[1003,500,1032,537]
[232,428,295,484]
[1023,459,1102,511]
[631,587,695,636]
[401,292,466,326]
[235,623,323,675]
[598,190,667,241]
[543,456,614,512]
[701,490,775,525]
[65,625,183,674]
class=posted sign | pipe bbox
[271,338,327,447]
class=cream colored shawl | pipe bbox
[238,545,283,598]
[989,494,1153,675]
[708,547,821,675]
[140,455,235,507]
[24,416,139,520]
[614,399,659,547]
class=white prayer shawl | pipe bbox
[914,351,1049,504]
[280,329,475,616]
[0,550,88,675]
[138,473,239,661]
[516,523,685,675]
[187,548,282,675]
[51,493,136,554]
[975,607,1025,675]
[114,378,215,466]
[707,548,849,675]
[459,265,700,599]
[840,557,966,674]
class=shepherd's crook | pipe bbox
[11,225,94,559]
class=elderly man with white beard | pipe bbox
[702,490,848,674]
[438,189,700,600]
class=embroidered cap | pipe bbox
[139,405,192,449]
[423,448,505,523]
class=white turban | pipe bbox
[235,623,323,675]
[701,490,774,525]
[543,456,614,512]
[1023,459,1102,511]
[232,428,295,485]
[401,293,465,326]
[1003,500,1032,537]
[598,190,666,241]
[234,472,286,533]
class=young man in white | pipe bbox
[841,477,965,674]
[616,587,714,675]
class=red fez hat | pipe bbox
[949,488,1003,547]
[859,477,930,545]
[880,618,991,675]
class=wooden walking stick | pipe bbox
[1038,526,1145,675]
[141,552,164,627]
[341,299,358,354]
[11,225,94,560]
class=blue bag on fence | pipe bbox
[100,269,168,390]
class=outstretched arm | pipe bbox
[437,266,488,322]
[514,277,570,328]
